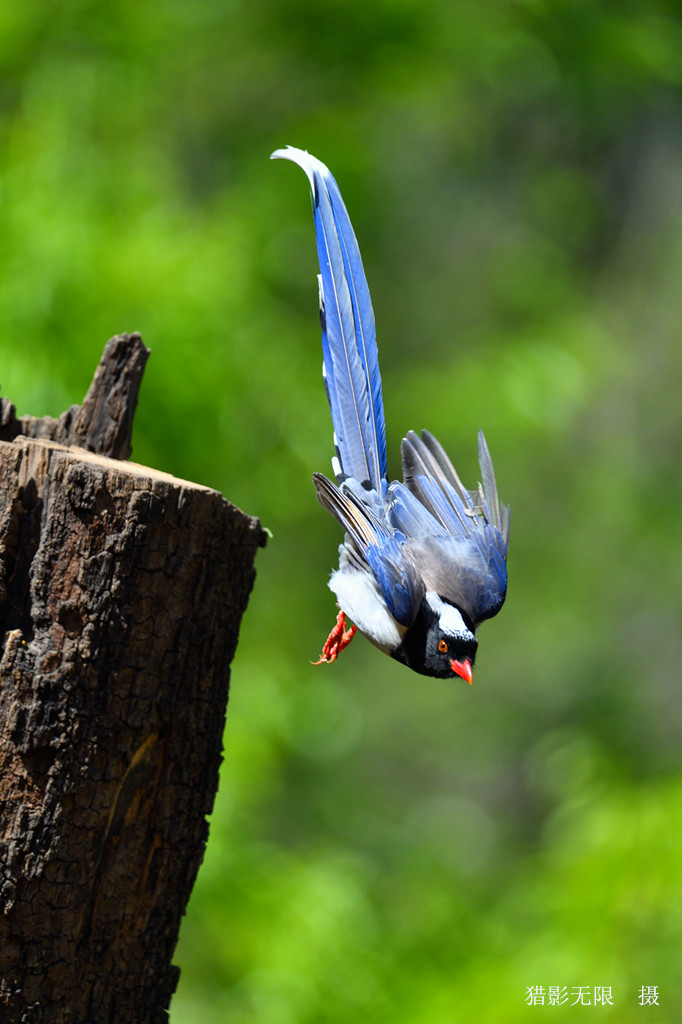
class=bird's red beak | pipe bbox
[451,658,473,685]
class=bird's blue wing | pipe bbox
[392,430,509,625]
[313,473,421,626]
[272,146,387,491]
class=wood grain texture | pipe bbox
[0,342,266,1023]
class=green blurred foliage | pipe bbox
[2,1,682,1020]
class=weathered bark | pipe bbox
[0,332,149,460]
[0,337,267,1023]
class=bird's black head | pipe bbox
[393,592,478,682]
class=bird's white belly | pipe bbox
[328,567,404,654]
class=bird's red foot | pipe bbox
[313,609,357,664]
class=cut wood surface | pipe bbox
[0,336,267,1023]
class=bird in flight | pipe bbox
[272,147,509,683]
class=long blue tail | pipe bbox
[272,146,387,492]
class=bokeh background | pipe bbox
[1,2,681,1021]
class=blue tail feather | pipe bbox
[271,146,387,491]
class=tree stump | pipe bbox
[0,335,267,1023]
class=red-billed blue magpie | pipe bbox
[272,147,509,683]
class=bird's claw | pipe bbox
[313,609,357,664]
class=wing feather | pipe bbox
[397,430,509,624]
[313,473,420,625]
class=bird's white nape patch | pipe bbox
[425,592,475,640]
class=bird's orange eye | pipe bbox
[438,639,448,653]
